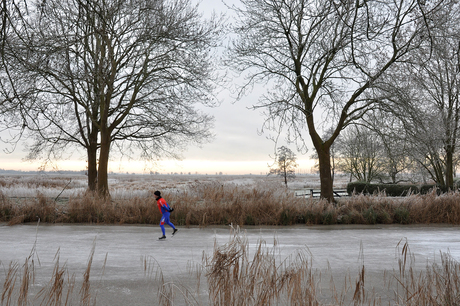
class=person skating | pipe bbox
[154,191,177,240]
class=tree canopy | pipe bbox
[228,0,444,201]
[0,0,222,196]
[372,0,460,189]
[269,146,298,186]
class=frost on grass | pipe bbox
[0,173,337,199]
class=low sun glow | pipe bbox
[0,157,317,175]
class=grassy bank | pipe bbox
[1,181,460,226]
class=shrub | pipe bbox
[279,209,293,225]
[376,210,392,224]
[394,206,410,224]
[419,184,441,194]
[347,181,368,195]
[302,211,320,224]
[0,192,14,221]
[321,210,336,225]
[245,214,255,225]
[364,207,377,224]
[347,181,439,197]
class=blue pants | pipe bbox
[160,212,175,236]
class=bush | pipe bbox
[245,214,255,225]
[302,211,320,224]
[419,184,441,194]
[376,210,392,224]
[347,181,438,197]
[364,207,377,224]
[394,206,410,224]
[0,192,14,221]
[321,210,336,225]
[279,209,292,225]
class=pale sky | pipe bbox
[0,0,316,175]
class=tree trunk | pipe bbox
[306,110,336,202]
[87,147,98,191]
[445,145,454,190]
[86,126,99,191]
[283,162,288,186]
[97,131,111,198]
[316,145,334,203]
[433,159,445,188]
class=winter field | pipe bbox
[0,172,349,199]
[1,173,460,305]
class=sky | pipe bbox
[0,0,317,175]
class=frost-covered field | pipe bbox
[0,172,350,199]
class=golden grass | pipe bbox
[389,239,460,305]
[36,252,75,306]
[203,227,319,305]
[2,182,460,226]
[204,229,460,305]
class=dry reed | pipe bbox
[203,226,320,305]
[2,230,37,306]
[389,239,460,305]
[2,181,460,226]
[36,251,74,306]
[201,228,460,305]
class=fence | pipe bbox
[295,189,348,198]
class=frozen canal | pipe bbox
[1,223,459,305]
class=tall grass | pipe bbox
[2,182,460,226]
[203,227,319,305]
[389,239,460,305]
[204,229,460,305]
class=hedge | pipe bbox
[346,181,439,197]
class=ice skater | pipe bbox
[154,190,177,240]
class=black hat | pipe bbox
[154,191,161,196]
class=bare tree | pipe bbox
[378,101,451,187]
[228,0,442,202]
[375,0,460,190]
[0,0,30,152]
[1,0,221,196]
[365,114,416,184]
[269,146,298,186]
[0,0,24,54]
[335,125,384,183]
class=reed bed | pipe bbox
[2,228,460,305]
[203,227,319,305]
[1,180,460,226]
